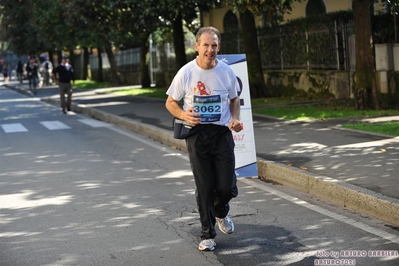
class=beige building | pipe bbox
[201,0,390,99]
[202,0,387,33]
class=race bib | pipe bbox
[193,95,222,122]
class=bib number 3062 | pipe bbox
[193,95,222,122]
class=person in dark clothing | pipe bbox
[16,60,24,83]
[26,59,39,91]
[52,56,75,114]
[41,58,53,86]
[2,65,9,82]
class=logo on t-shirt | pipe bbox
[195,81,211,95]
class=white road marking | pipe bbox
[0,98,41,103]
[1,123,28,133]
[108,126,399,245]
[334,137,399,148]
[78,119,111,128]
[1,118,111,134]
[40,121,71,130]
[239,178,399,245]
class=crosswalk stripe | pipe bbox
[1,123,28,133]
[1,119,108,133]
[78,119,110,128]
[40,121,71,130]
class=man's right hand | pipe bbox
[183,107,201,125]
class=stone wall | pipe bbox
[264,70,353,99]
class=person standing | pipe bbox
[16,60,24,83]
[2,65,8,82]
[165,26,243,251]
[52,56,75,114]
[41,58,53,86]
[26,59,39,91]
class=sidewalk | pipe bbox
[5,82,399,227]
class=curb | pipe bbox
[40,96,399,228]
[257,160,399,227]
[4,84,34,97]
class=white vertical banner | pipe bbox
[217,54,258,178]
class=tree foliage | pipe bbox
[1,0,389,104]
[0,0,41,55]
[227,0,300,97]
[0,0,75,58]
[0,0,299,90]
[231,0,298,25]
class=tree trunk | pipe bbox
[48,51,54,66]
[83,46,89,80]
[140,33,151,87]
[352,0,380,109]
[104,43,121,86]
[57,51,63,65]
[68,47,75,70]
[172,12,187,69]
[97,47,104,82]
[239,9,268,98]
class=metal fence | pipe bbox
[89,47,141,72]
[89,40,197,84]
[88,20,355,83]
[221,20,355,71]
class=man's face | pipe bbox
[195,32,220,67]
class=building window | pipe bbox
[223,10,238,33]
[221,10,240,54]
[306,0,326,17]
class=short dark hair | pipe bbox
[195,27,221,45]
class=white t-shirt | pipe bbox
[166,58,239,126]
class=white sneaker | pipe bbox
[198,239,216,251]
[216,215,234,234]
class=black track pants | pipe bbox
[186,124,238,240]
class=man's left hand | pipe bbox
[229,119,243,132]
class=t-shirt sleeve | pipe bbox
[166,69,185,101]
[228,70,240,100]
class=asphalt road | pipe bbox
[1,84,399,265]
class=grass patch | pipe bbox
[106,88,399,135]
[251,97,298,106]
[109,87,167,99]
[251,96,319,106]
[250,92,334,107]
[74,80,112,89]
[252,103,399,120]
[342,122,399,136]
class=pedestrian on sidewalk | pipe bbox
[2,65,9,82]
[41,57,53,86]
[26,59,39,91]
[52,56,75,114]
[16,60,24,83]
[165,26,243,251]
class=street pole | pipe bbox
[149,34,154,86]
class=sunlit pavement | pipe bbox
[3,81,399,228]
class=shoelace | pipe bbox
[208,239,216,246]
